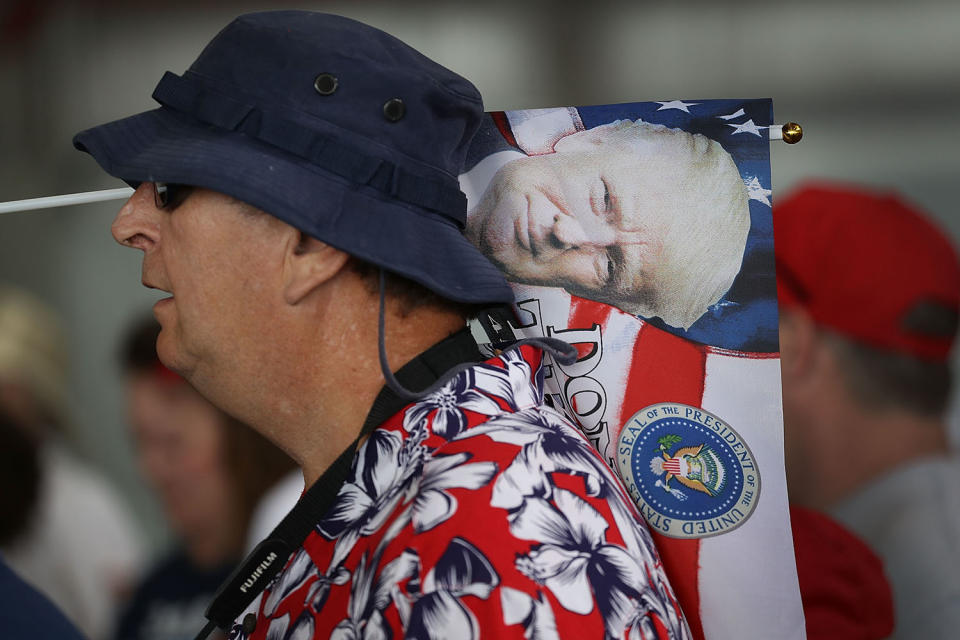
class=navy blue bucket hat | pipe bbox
[74,11,513,305]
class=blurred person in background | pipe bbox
[0,285,143,639]
[0,396,41,554]
[775,183,960,638]
[1,409,85,640]
[115,317,295,640]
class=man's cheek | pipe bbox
[554,254,591,289]
[482,201,519,256]
[492,246,536,283]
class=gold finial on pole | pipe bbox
[781,122,803,144]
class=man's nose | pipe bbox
[111,182,161,251]
[548,213,614,252]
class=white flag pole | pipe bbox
[1,123,803,215]
[0,187,135,215]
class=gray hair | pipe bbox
[574,120,750,329]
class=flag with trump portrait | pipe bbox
[461,99,805,640]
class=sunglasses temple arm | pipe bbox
[0,187,135,215]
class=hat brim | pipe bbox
[74,107,514,305]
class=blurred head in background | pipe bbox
[0,286,69,440]
[775,183,960,509]
[0,408,42,547]
[121,317,294,567]
[0,287,60,546]
[0,287,68,550]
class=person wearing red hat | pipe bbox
[775,182,960,639]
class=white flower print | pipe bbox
[509,487,684,638]
[318,428,426,568]
[264,611,314,640]
[401,346,543,441]
[607,500,691,640]
[454,406,613,510]
[263,614,288,640]
[263,549,315,617]
[470,347,540,412]
[319,430,405,537]
[330,550,420,640]
[509,488,610,615]
[622,599,683,640]
[402,370,503,439]
[399,538,500,640]
[303,565,350,615]
[500,587,560,640]
[258,545,351,621]
[410,452,498,533]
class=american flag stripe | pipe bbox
[619,321,709,640]
[663,459,682,476]
[697,352,803,640]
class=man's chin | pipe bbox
[484,251,533,286]
[155,331,192,379]
[498,260,567,288]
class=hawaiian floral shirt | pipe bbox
[230,345,689,640]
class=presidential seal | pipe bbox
[615,402,760,539]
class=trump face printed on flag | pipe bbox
[465,119,750,330]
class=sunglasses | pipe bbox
[152,182,195,210]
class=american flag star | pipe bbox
[728,119,766,137]
[656,100,700,113]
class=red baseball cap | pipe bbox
[774,183,960,361]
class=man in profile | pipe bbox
[776,183,960,638]
[465,119,751,330]
[75,11,688,640]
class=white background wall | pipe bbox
[2,0,958,551]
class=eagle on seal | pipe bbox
[650,434,727,497]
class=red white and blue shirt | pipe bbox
[230,344,689,640]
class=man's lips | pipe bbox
[145,280,174,312]
[142,279,172,295]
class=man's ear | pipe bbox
[283,231,351,305]
[779,308,818,380]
